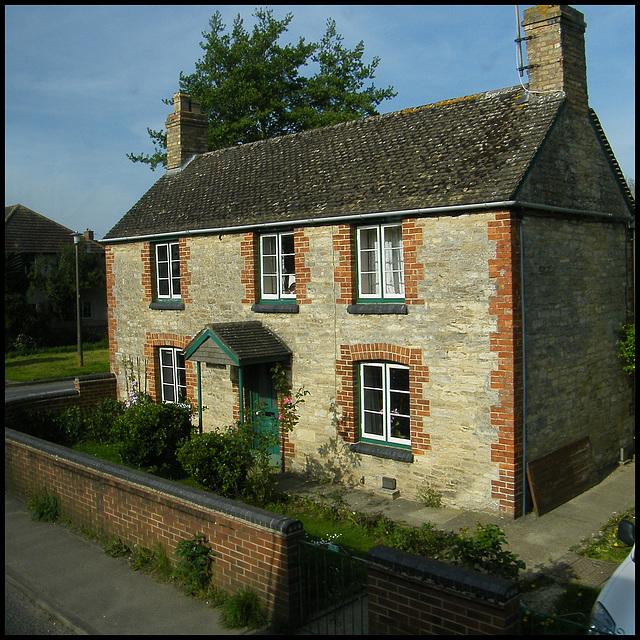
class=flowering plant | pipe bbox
[121,355,151,408]
[271,362,309,434]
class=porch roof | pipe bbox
[183,321,291,367]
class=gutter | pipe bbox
[101,200,631,244]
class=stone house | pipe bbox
[103,5,634,518]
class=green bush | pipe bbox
[174,533,215,595]
[18,407,69,445]
[84,398,125,444]
[446,522,526,580]
[113,402,194,476]
[618,323,635,374]
[176,425,254,498]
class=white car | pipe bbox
[589,519,635,635]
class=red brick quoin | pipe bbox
[488,211,524,519]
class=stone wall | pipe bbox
[106,206,633,517]
[522,215,634,465]
[107,212,511,515]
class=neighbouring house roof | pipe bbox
[105,86,570,241]
[5,204,104,254]
[184,321,292,366]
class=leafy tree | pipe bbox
[29,240,106,322]
[128,7,396,169]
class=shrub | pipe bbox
[60,405,86,445]
[113,402,194,476]
[176,425,253,498]
[617,323,635,375]
[18,407,69,445]
[84,398,125,444]
[174,533,215,595]
[446,522,526,580]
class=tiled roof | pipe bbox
[105,86,565,241]
[5,204,104,254]
[184,321,292,366]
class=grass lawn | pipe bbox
[5,346,110,382]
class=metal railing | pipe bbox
[298,540,368,635]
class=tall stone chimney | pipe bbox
[165,92,209,170]
[522,5,589,116]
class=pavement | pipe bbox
[5,458,635,634]
[5,493,264,635]
[5,377,76,404]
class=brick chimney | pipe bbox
[165,92,209,170]
[522,5,589,116]
[83,229,94,242]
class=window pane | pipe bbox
[389,391,410,416]
[382,225,402,249]
[280,233,294,255]
[364,412,384,436]
[359,227,378,250]
[170,243,180,261]
[262,256,277,275]
[163,384,175,403]
[172,278,181,295]
[364,388,383,412]
[362,364,383,389]
[262,235,277,257]
[262,275,277,295]
[157,262,169,279]
[389,415,410,440]
[360,272,378,296]
[382,226,404,297]
[360,249,378,272]
[161,366,174,385]
[156,245,168,262]
[389,366,409,391]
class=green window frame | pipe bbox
[359,362,411,447]
[155,241,181,300]
[356,224,404,302]
[259,232,296,302]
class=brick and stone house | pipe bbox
[103,5,634,518]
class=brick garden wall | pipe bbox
[4,428,305,626]
[6,428,524,633]
[5,373,117,427]
[367,545,520,635]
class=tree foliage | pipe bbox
[128,7,396,169]
[29,240,106,321]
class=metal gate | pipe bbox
[298,540,368,635]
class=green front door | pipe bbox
[245,363,282,470]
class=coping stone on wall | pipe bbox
[367,544,519,604]
[5,428,304,535]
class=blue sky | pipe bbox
[5,5,635,240]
